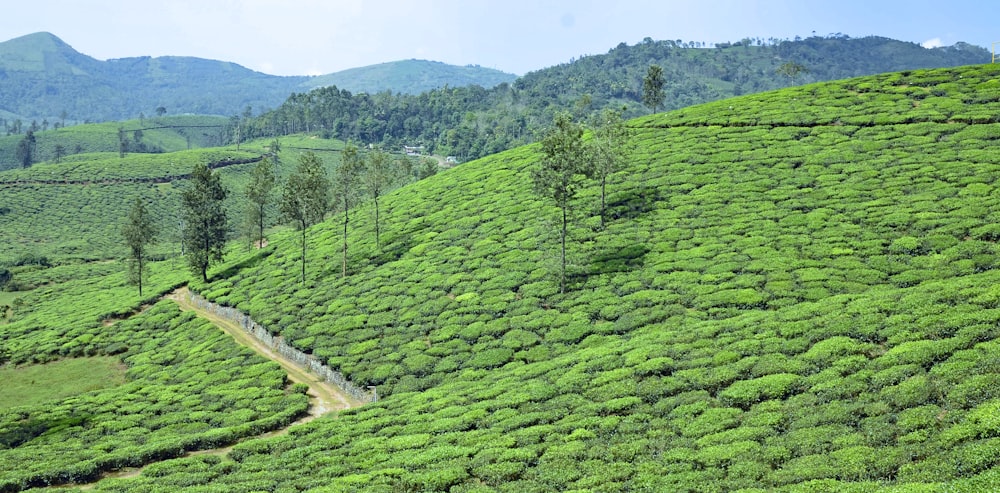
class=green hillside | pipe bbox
[303,59,517,94]
[3,64,1000,491]
[0,146,264,262]
[0,115,229,171]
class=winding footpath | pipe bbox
[167,287,363,414]
[57,287,363,490]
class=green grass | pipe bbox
[0,356,126,409]
[0,290,21,307]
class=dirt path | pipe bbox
[51,288,363,490]
[167,287,362,414]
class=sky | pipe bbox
[1,0,996,76]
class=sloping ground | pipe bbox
[52,64,1000,490]
[0,299,310,491]
[0,148,263,262]
[0,263,360,491]
[168,287,363,413]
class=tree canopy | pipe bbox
[181,163,228,282]
[121,197,157,295]
[281,151,330,283]
[533,112,586,293]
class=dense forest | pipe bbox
[238,35,987,161]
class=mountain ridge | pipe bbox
[0,32,517,122]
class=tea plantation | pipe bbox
[3,64,1000,491]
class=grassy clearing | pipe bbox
[0,290,22,307]
[0,356,126,409]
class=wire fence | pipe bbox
[183,289,376,404]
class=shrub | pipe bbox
[719,374,802,409]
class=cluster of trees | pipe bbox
[122,142,427,291]
[533,108,633,292]
[2,114,68,136]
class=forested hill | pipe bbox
[305,59,517,95]
[0,32,516,123]
[517,35,987,112]
[245,35,989,161]
[0,32,304,122]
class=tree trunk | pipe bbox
[342,207,349,278]
[202,235,210,282]
[560,204,567,294]
[258,204,265,248]
[600,177,607,229]
[137,255,143,296]
[374,196,381,251]
[301,227,307,283]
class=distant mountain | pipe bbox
[302,59,516,95]
[0,32,306,122]
[511,35,990,114]
[0,32,517,123]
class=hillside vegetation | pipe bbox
[0,146,266,262]
[2,64,1000,491]
[248,35,988,162]
[0,115,230,171]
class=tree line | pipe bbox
[226,35,986,165]
[122,141,430,291]
[122,105,635,295]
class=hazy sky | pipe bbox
[2,0,996,76]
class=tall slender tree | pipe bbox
[15,130,35,168]
[267,138,282,170]
[335,143,363,277]
[281,151,330,283]
[533,112,586,294]
[182,163,228,282]
[363,146,392,251]
[244,157,277,248]
[642,65,666,114]
[122,197,157,296]
[585,107,634,229]
[118,127,128,158]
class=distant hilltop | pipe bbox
[0,32,517,122]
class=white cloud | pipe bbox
[921,37,943,48]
